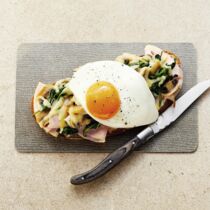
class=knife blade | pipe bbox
[70,80,210,185]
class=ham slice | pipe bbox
[44,115,59,137]
[145,45,162,56]
[78,125,109,143]
[48,115,60,129]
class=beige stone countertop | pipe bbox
[0,0,210,209]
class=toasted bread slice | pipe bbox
[32,45,183,143]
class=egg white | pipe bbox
[67,61,158,128]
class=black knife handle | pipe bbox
[70,127,154,185]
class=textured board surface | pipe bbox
[15,43,197,153]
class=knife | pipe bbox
[70,80,210,185]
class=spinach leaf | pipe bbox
[57,87,65,100]
[139,60,150,68]
[124,59,130,65]
[150,82,160,96]
[83,121,101,135]
[166,59,176,69]
[128,62,139,67]
[48,89,57,104]
[48,86,65,105]
[39,99,50,112]
[40,103,50,112]
[155,54,161,60]
[150,67,170,79]
[155,67,169,77]
[128,60,149,68]
[150,78,169,96]
[62,126,78,135]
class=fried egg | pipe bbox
[67,61,158,128]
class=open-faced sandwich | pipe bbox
[32,45,183,143]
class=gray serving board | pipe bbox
[16,43,197,153]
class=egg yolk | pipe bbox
[86,81,120,119]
